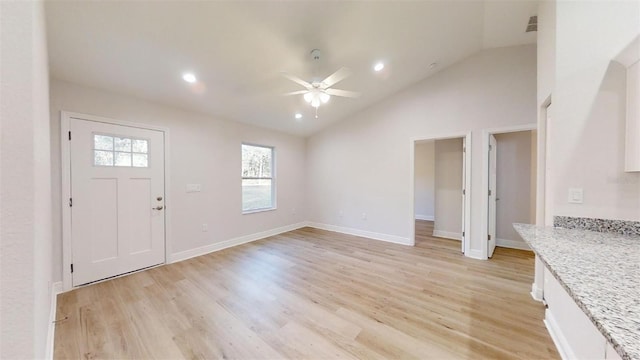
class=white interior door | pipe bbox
[488,134,497,258]
[461,139,466,253]
[70,118,165,286]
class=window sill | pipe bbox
[242,207,277,215]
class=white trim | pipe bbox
[496,238,531,251]
[60,111,171,291]
[409,132,471,254]
[46,281,63,360]
[415,214,434,221]
[544,309,574,360]
[170,222,309,263]
[481,123,537,260]
[531,282,544,302]
[465,249,485,260]
[307,222,412,246]
[432,230,462,241]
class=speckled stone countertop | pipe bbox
[514,224,640,360]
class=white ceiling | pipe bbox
[45,1,537,137]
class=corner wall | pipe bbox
[414,142,435,220]
[434,138,463,239]
[0,1,53,357]
[306,45,537,257]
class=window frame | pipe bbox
[241,143,276,214]
[92,132,150,168]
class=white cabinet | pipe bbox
[541,266,625,360]
[626,60,640,172]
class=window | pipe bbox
[242,144,274,213]
[93,134,148,167]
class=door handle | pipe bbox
[153,206,164,210]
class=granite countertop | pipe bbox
[514,224,640,360]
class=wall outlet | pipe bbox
[186,184,202,193]
[292,208,297,215]
[338,210,344,218]
[568,188,584,204]
[361,212,367,220]
[202,224,208,232]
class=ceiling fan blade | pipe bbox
[280,72,312,89]
[283,90,308,96]
[321,67,351,88]
[325,88,361,98]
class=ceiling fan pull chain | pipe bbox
[315,106,319,119]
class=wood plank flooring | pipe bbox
[54,221,559,359]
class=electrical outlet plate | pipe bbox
[568,188,584,204]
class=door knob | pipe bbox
[153,206,164,210]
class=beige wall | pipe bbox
[494,131,535,245]
[306,45,536,258]
[550,1,640,221]
[434,139,463,238]
[49,79,307,282]
[0,1,53,358]
[414,142,435,220]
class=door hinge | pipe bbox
[69,198,73,207]
[489,144,492,151]
[488,189,492,196]
[462,231,465,237]
[68,131,71,141]
[70,264,74,273]
[488,234,492,241]
[462,189,466,195]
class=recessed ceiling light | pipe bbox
[182,73,197,83]
[374,62,385,72]
[295,113,302,120]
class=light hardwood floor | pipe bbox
[54,221,559,359]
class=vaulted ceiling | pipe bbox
[45,1,537,136]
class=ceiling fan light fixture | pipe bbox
[320,92,330,103]
[311,98,320,108]
[303,92,313,103]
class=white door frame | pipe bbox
[409,132,472,255]
[60,111,171,291]
[481,123,536,260]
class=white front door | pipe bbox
[70,118,165,286]
[488,134,498,258]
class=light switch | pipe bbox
[568,188,583,204]
[186,184,202,193]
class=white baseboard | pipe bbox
[46,281,63,360]
[466,249,485,260]
[415,214,435,221]
[496,238,531,251]
[432,230,461,241]
[170,222,308,263]
[544,309,573,360]
[531,282,544,302]
[306,222,412,246]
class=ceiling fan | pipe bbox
[282,49,360,116]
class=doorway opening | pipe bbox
[411,133,470,255]
[485,127,537,258]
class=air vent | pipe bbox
[526,15,538,32]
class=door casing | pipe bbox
[409,132,472,255]
[481,123,536,260]
[60,111,171,291]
